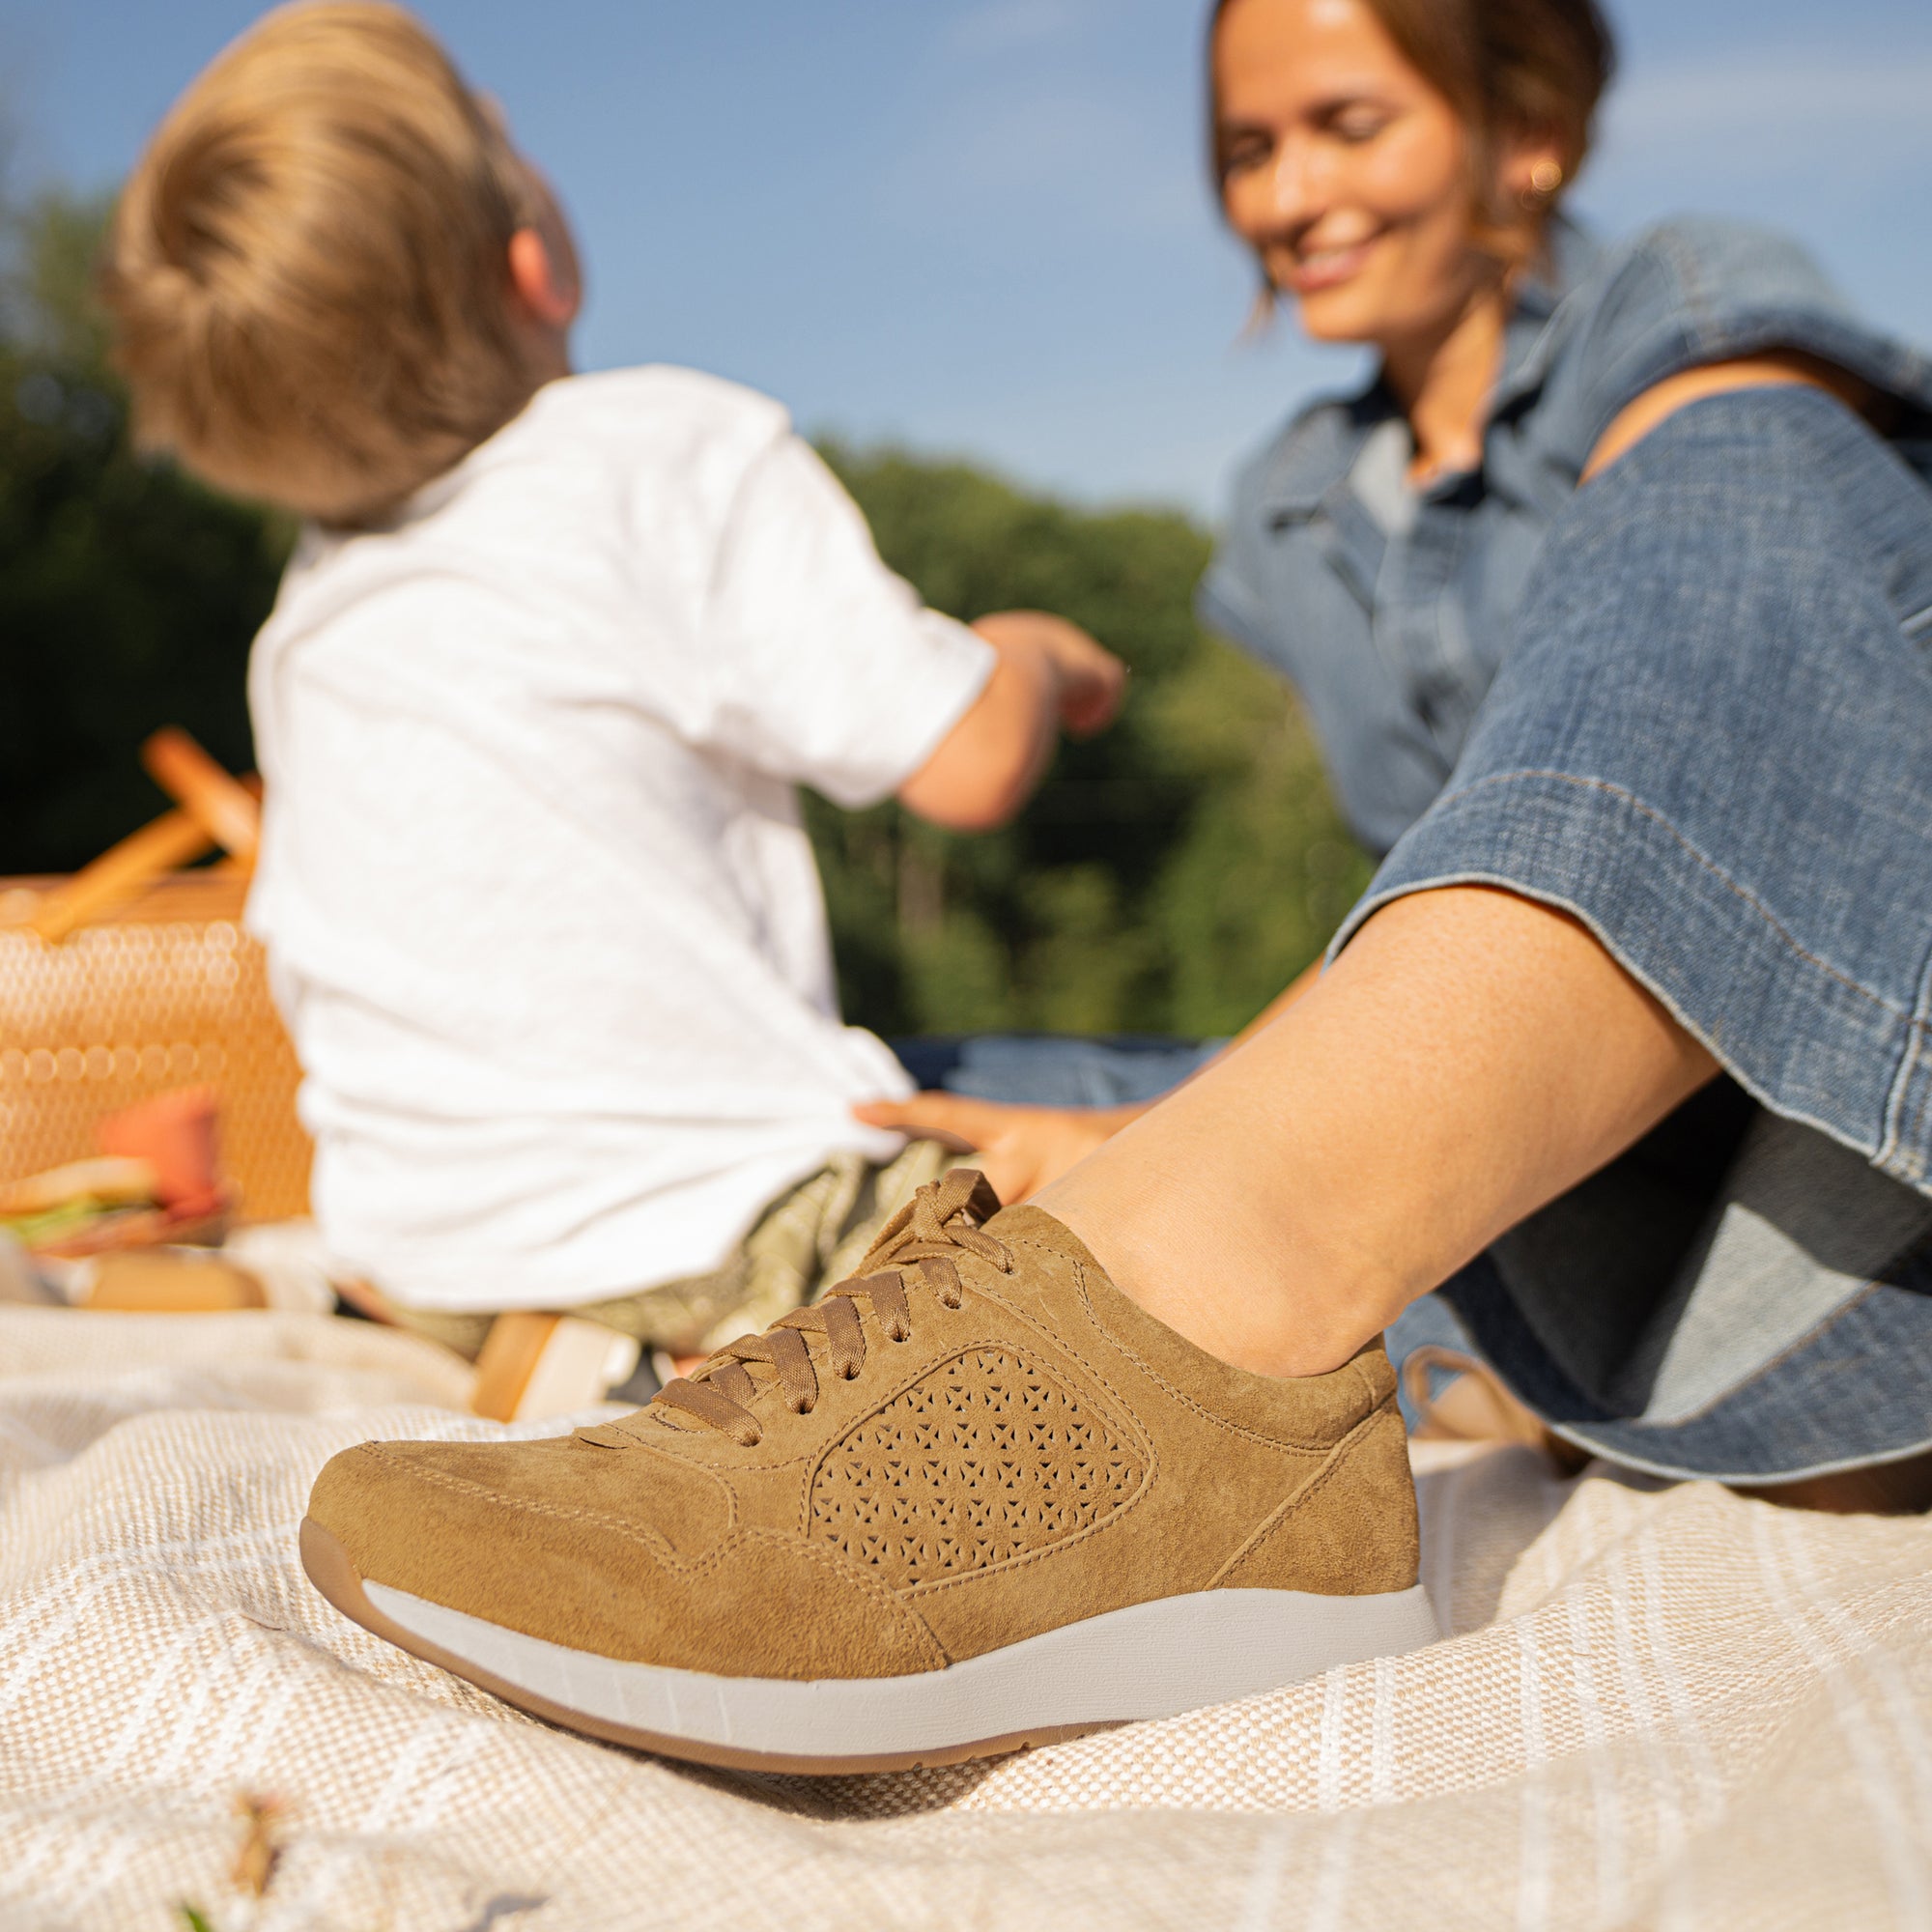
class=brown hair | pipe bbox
[1208,0,1616,264]
[101,2,552,525]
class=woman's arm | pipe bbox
[853,1093,1143,1207]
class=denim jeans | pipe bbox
[891,1034,1218,1109]
[1329,388,1932,1484]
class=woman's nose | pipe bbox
[1266,134,1328,228]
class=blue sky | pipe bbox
[4,0,1928,516]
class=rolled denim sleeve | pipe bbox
[1519,217,1932,471]
[1331,384,1932,1194]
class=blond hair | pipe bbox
[102,2,551,525]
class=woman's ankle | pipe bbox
[1035,1165,1396,1378]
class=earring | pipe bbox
[1520,159,1564,209]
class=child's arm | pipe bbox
[896,611,1124,832]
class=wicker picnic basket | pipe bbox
[0,732,312,1220]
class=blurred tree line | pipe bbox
[0,187,1370,1039]
[0,188,289,867]
[816,447,1372,1037]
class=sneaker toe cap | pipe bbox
[305,1437,944,1680]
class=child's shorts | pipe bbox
[389,1137,962,1362]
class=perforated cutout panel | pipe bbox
[810,1347,1145,1589]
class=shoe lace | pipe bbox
[649,1168,1011,1446]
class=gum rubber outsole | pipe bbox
[299,1517,1440,1776]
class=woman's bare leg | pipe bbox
[1032,885,1719,1378]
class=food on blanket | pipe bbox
[16,1203,231,1261]
[83,1248,268,1313]
[301,1172,1439,1774]
[0,1156,168,1255]
[0,1086,235,1260]
[98,1084,226,1219]
[0,1166,228,1261]
[0,1156,158,1218]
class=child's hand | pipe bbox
[973,611,1126,738]
[854,1093,1146,1203]
[898,611,1125,831]
[1037,615,1127,737]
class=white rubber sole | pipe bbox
[358,1564,1438,1771]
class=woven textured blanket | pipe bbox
[2,1306,1928,1930]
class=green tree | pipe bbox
[0,188,291,873]
[814,444,1371,1038]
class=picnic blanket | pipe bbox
[3,1306,1929,1931]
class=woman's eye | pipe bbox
[1220,137,1271,179]
[1332,111,1389,144]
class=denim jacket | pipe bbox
[1198,216,1932,856]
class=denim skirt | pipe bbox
[1328,386,1932,1484]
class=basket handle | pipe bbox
[28,809,216,944]
[141,728,262,865]
[27,730,262,945]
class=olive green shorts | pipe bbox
[393,1138,963,1361]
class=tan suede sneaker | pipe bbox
[301,1171,1435,1773]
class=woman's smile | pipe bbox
[1274,229,1384,296]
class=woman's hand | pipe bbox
[854,1093,1146,1204]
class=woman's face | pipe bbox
[1213,0,1504,354]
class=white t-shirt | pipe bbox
[246,367,994,1311]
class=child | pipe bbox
[100,1,1123,1360]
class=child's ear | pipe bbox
[508,227,579,328]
